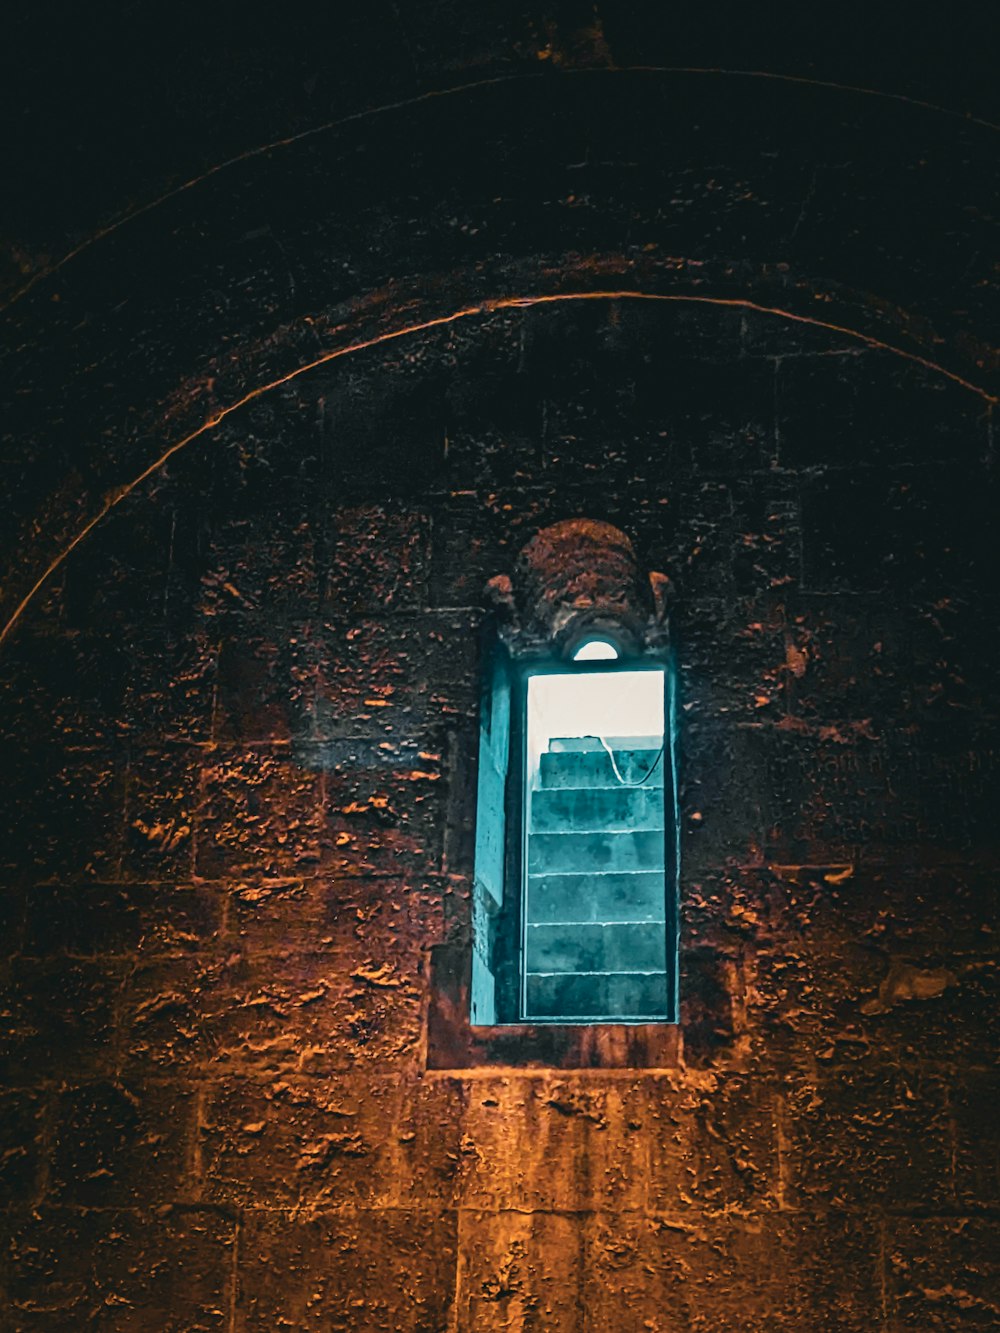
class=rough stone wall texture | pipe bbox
[1,296,996,1330]
[1,10,999,1329]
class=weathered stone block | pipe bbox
[777,594,912,732]
[197,503,321,624]
[631,351,778,476]
[679,947,745,1068]
[762,726,1000,865]
[0,628,127,748]
[801,465,996,597]
[121,629,217,746]
[0,1090,42,1206]
[781,1069,952,1209]
[121,949,424,1077]
[50,1079,195,1206]
[322,505,431,615]
[676,596,790,726]
[310,614,477,740]
[122,744,201,880]
[0,884,25,954]
[888,1218,1000,1330]
[0,741,125,882]
[456,1075,648,1212]
[455,1209,584,1333]
[854,956,1000,1068]
[196,746,322,878]
[583,1213,881,1332]
[390,1074,468,1207]
[0,960,120,1083]
[675,720,769,876]
[645,1073,777,1214]
[202,1075,401,1209]
[633,474,800,603]
[214,634,315,743]
[3,1206,235,1330]
[319,765,446,877]
[952,1068,1000,1210]
[227,873,447,964]
[744,935,889,1068]
[236,1208,457,1331]
[23,881,222,958]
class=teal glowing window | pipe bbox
[472,634,679,1026]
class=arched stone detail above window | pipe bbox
[470,517,680,1029]
[485,518,672,658]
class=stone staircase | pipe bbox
[523,740,668,1021]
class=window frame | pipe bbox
[473,628,680,1027]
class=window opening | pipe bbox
[522,665,669,1021]
[470,519,679,1029]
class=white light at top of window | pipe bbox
[572,638,619,661]
[526,666,664,786]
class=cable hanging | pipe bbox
[592,735,664,787]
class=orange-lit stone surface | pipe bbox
[1,6,998,1329]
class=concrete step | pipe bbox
[525,870,665,924]
[528,828,665,876]
[538,748,664,789]
[529,784,664,834]
[525,921,667,974]
[524,970,669,1021]
[548,735,661,753]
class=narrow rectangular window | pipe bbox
[522,664,669,1021]
[470,519,678,1029]
[472,633,679,1026]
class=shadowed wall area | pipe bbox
[1,5,998,1329]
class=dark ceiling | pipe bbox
[3,1,999,295]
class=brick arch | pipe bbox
[0,161,996,1331]
[1,283,992,650]
[2,70,997,643]
[5,64,998,319]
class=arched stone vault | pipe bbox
[2,70,997,645]
[2,28,999,1320]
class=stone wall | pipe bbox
[1,294,996,1329]
[1,12,998,1328]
